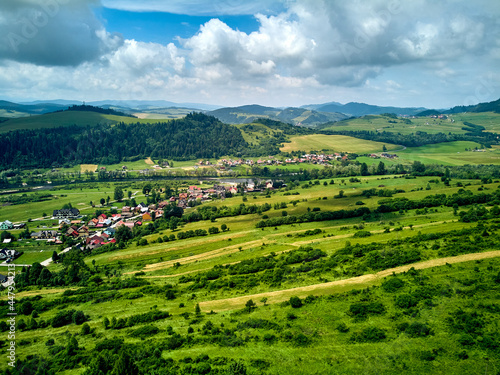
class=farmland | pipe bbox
[1,109,500,375]
[280,134,401,153]
[1,169,500,374]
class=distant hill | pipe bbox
[307,101,428,117]
[0,100,69,118]
[416,109,441,117]
[0,99,222,119]
[0,109,153,133]
[208,105,347,127]
[445,98,500,114]
[63,104,136,118]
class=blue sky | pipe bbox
[0,0,498,108]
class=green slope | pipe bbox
[0,111,162,132]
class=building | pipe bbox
[0,220,13,230]
[53,208,80,219]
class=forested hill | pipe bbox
[62,104,136,118]
[0,113,248,169]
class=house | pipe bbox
[53,208,80,219]
[0,220,13,230]
[0,249,21,260]
[13,223,26,230]
[58,219,71,226]
[88,218,98,227]
[86,235,106,250]
[77,225,89,238]
[31,230,58,239]
[142,213,152,222]
[104,227,116,236]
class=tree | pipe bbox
[195,303,202,317]
[245,299,256,313]
[81,323,91,335]
[114,186,124,202]
[52,250,59,263]
[100,198,105,206]
[360,162,369,176]
[289,296,303,308]
[382,144,387,152]
[376,161,386,175]
[106,196,111,205]
[142,183,152,196]
[221,223,228,232]
[111,349,139,375]
[72,310,87,325]
[128,190,132,199]
[103,317,110,329]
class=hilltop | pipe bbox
[208,104,348,127]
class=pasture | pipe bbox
[280,134,401,153]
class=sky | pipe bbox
[0,0,499,108]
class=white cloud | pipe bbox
[0,0,499,108]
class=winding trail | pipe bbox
[199,250,500,312]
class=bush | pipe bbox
[81,323,91,335]
[395,294,418,309]
[349,302,386,318]
[72,310,87,325]
[289,296,303,308]
[51,310,75,328]
[351,327,387,342]
[130,325,159,339]
[381,277,405,293]
[405,322,432,337]
[353,230,371,238]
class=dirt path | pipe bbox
[199,250,500,312]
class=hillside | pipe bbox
[0,111,150,133]
[1,174,500,374]
[0,113,248,169]
[0,100,69,118]
[445,97,500,114]
[208,105,347,127]
[303,101,428,116]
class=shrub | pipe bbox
[353,230,371,238]
[381,277,405,293]
[289,296,303,308]
[351,327,386,342]
[405,322,432,337]
[395,294,418,309]
[349,302,386,318]
[81,323,91,335]
[72,310,87,325]
[130,325,159,339]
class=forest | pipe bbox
[0,113,248,169]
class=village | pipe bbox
[0,181,280,262]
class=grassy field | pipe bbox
[1,173,500,374]
[355,141,500,166]
[280,134,401,153]
[323,112,500,135]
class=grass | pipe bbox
[280,134,401,153]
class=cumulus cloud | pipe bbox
[0,0,123,66]
[0,0,499,108]
[179,0,498,88]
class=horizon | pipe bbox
[0,0,498,108]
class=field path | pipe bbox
[199,250,500,312]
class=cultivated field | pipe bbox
[280,134,401,153]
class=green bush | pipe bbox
[289,296,302,308]
[381,277,405,293]
[351,327,387,342]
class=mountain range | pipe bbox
[1,97,499,125]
